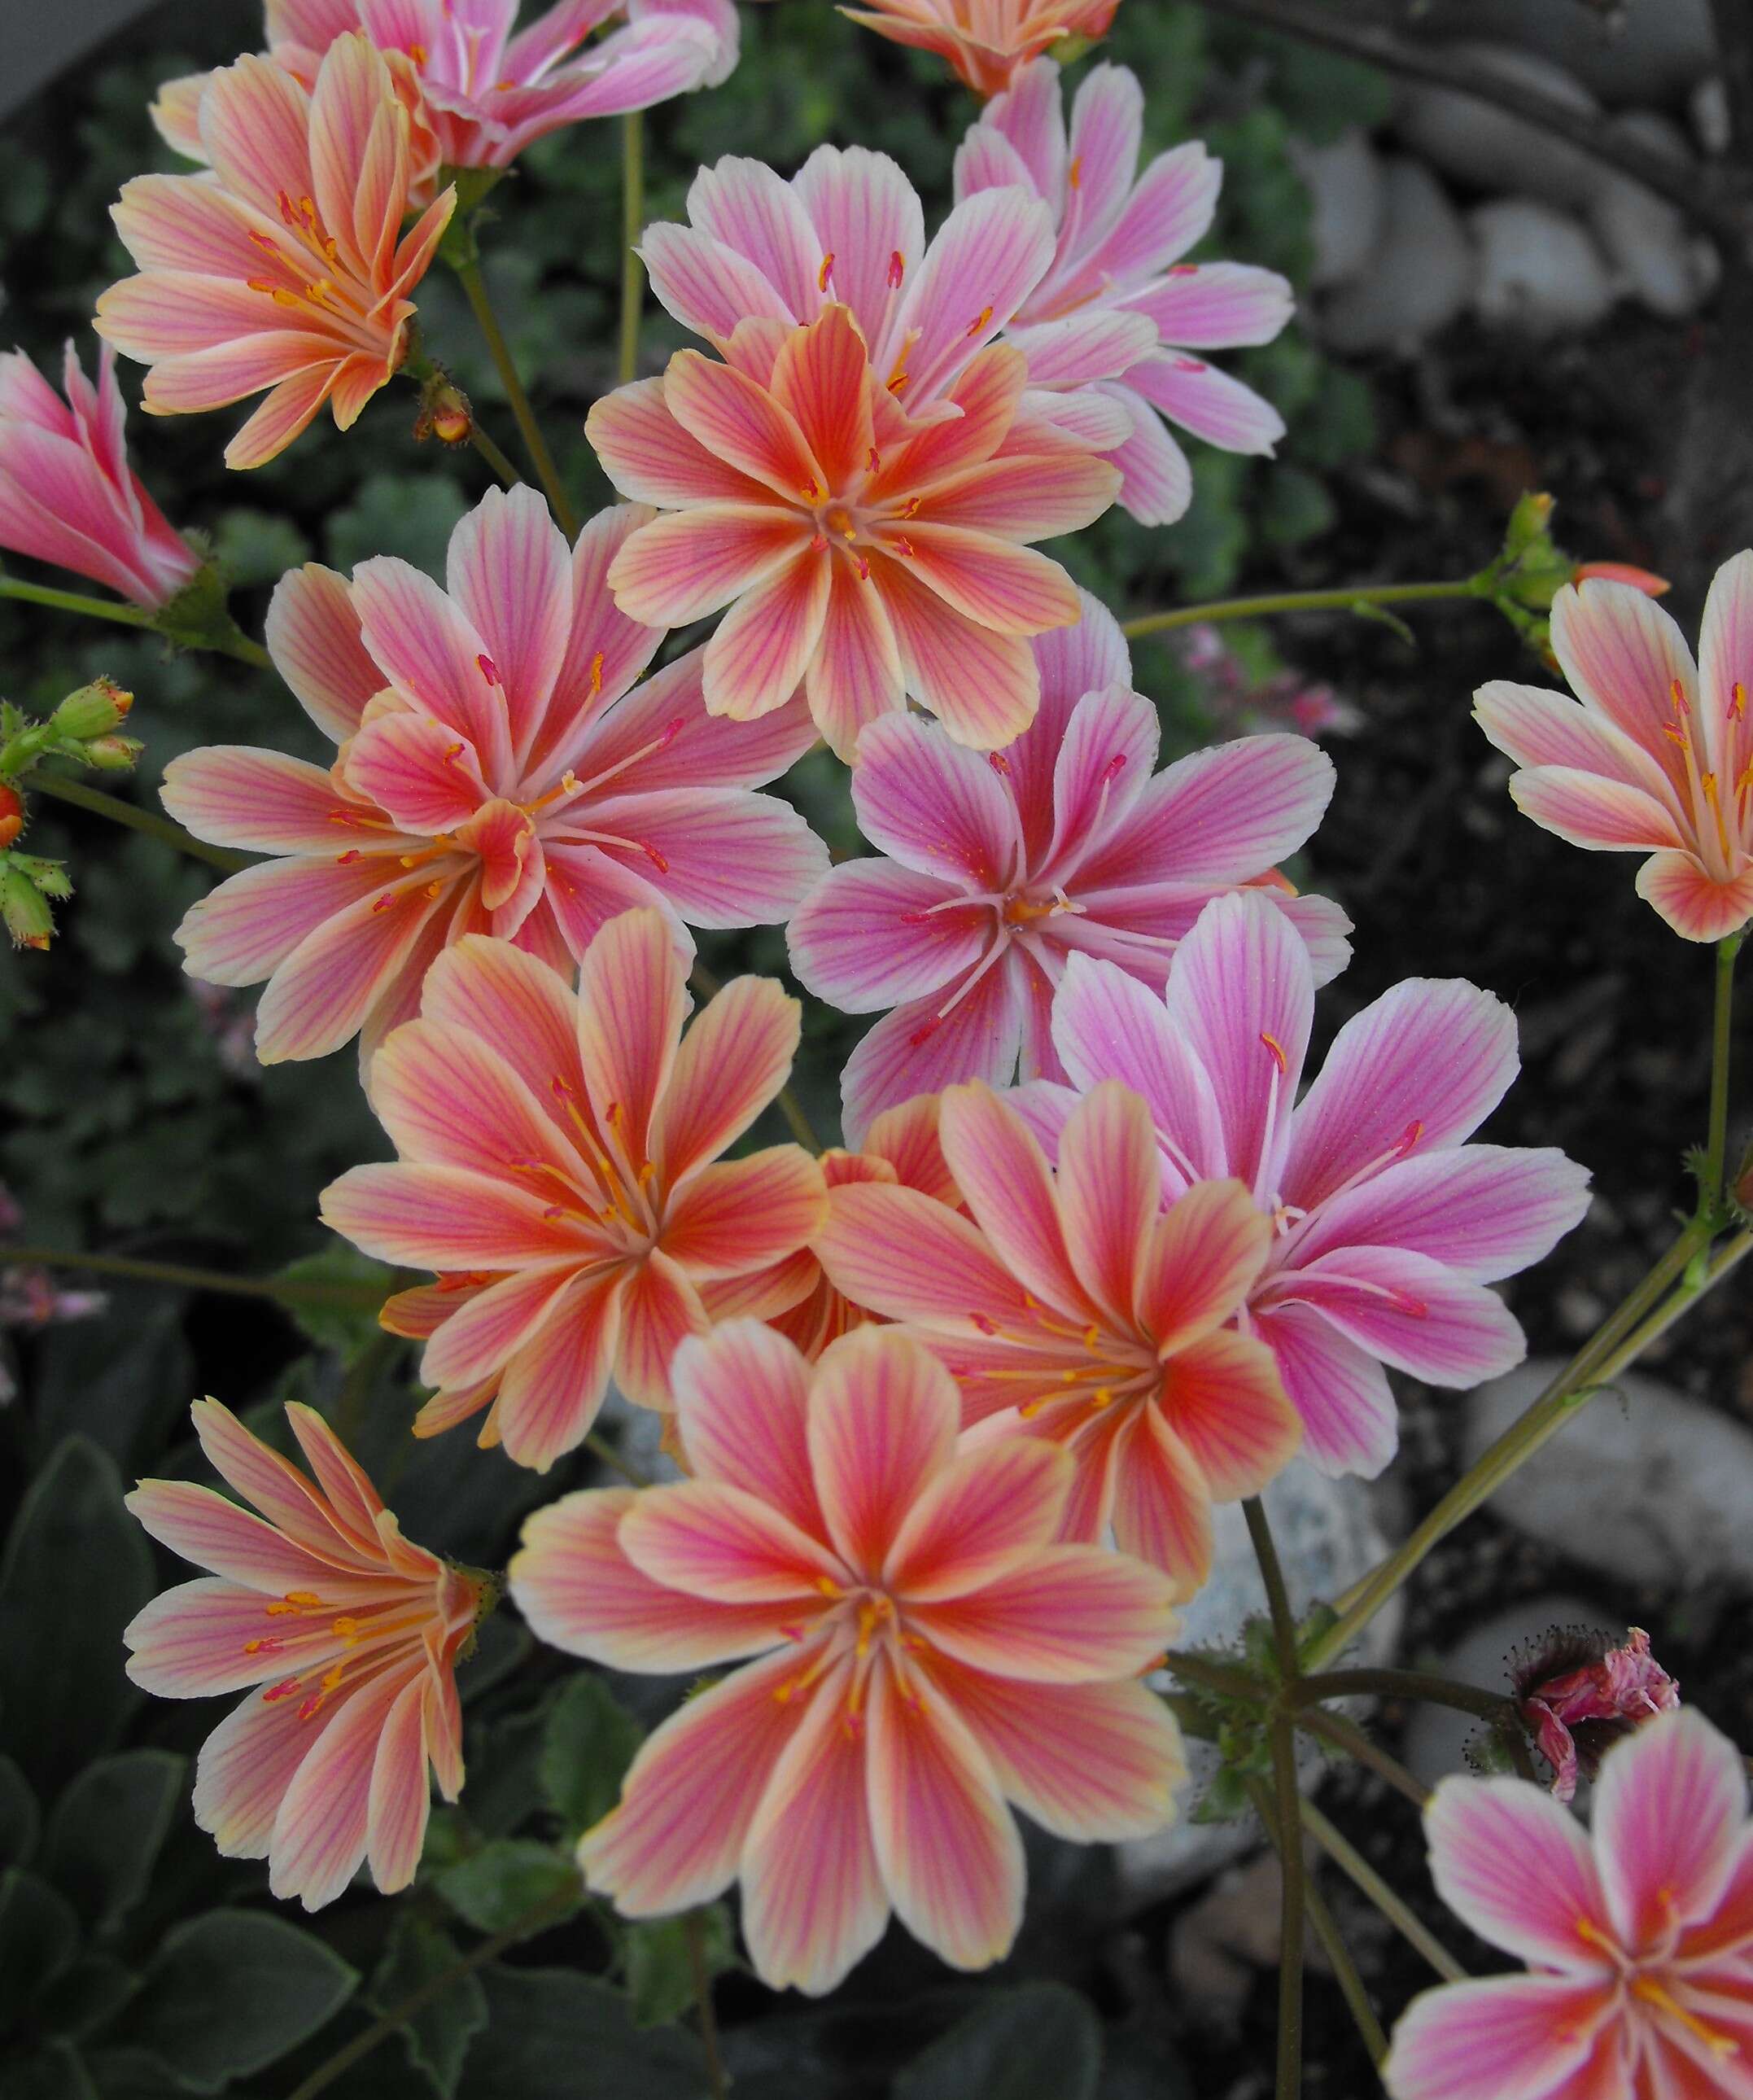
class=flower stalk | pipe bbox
[452,254,581,537]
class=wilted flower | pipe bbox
[510,1321,1185,1993]
[0,340,199,607]
[1385,1709,1753,2100]
[125,1398,490,1910]
[163,489,824,1063]
[1514,1625,1681,1805]
[98,37,456,468]
[842,0,1121,97]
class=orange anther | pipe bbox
[818,252,835,292]
[965,305,994,339]
[1260,1031,1288,1074]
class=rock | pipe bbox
[1469,199,1616,336]
[1319,159,1476,355]
[597,1386,685,1484]
[1395,44,1602,211]
[1289,129,1385,290]
[1462,1358,1753,1590]
[1692,77,1730,155]
[1402,1590,1606,1790]
[1113,1466,1404,1908]
[1167,1847,1331,2028]
[1589,112,1720,316]
[1410,1,1716,106]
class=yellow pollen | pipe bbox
[1575,1915,1615,1949]
[270,288,305,310]
[589,650,605,695]
[266,1590,322,1615]
[815,1575,842,1597]
[1732,680,1748,720]
[409,42,427,63]
[1261,1031,1288,1074]
[331,1617,360,1638]
[801,476,822,501]
[818,252,835,292]
[965,305,994,339]
[1068,156,1083,190]
[1630,1976,1738,2057]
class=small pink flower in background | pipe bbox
[1515,1626,1681,1805]
[842,0,1121,98]
[509,1320,1184,1993]
[163,488,824,1063]
[155,1,737,196]
[188,980,264,1083]
[0,340,199,608]
[815,1080,1302,1596]
[592,153,1124,755]
[0,1267,109,1331]
[98,36,457,468]
[321,910,828,1471]
[125,1398,488,1910]
[1475,554,1753,941]
[956,60,1292,525]
[1385,1708,1753,2100]
[1028,892,1592,1478]
[787,591,1349,1143]
[1175,623,1362,742]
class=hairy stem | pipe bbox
[28,772,248,872]
[454,255,581,537]
[619,111,645,386]
[2,1245,386,1309]
[1286,1668,1515,1726]
[1270,1717,1305,2100]
[1301,1797,1466,1984]
[1122,577,1481,640]
[1295,1706,1428,1810]
[684,1910,729,2100]
[1164,1647,1263,1700]
[1244,1497,1299,1677]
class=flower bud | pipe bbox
[81,734,145,772]
[12,854,72,899]
[51,676,133,741]
[1,865,54,950]
[1572,560,1670,597]
[0,784,22,851]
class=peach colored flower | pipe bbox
[1386,1709,1753,2100]
[509,1320,1185,1994]
[124,1398,487,1910]
[1475,553,1753,940]
[815,1079,1301,1597]
[97,36,456,468]
[842,0,1121,98]
[162,490,824,1064]
[0,339,199,608]
[321,909,828,1470]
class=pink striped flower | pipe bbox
[155,1,737,195]
[591,155,1123,756]
[97,36,456,469]
[841,0,1121,98]
[787,591,1349,1143]
[162,489,824,1064]
[124,1398,488,1910]
[956,59,1292,524]
[509,1320,1185,1993]
[814,1080,1301,1597]
[321,909,828,1470]
[1476,556,1753,941]
[1026,892,1592,1477]
[1385,1708,1753,2100]
[0,339,199,608]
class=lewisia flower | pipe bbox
[815,1080,1302,1595]
[1030,894,1592,1477]
[97,36,456,468]
[124,1398,488,1910]
[787,590,1349,1142]
[0,340,199,607]
[155,1,737,195]
[1475,555,1753,940]
[842,0,1121,98]
[957,59,1292,523]
[592,152,1123,755]
[1515,1626,1680,1805]
[321,910,828,1470]
[510,1320,1185,1993]
[163,488,824,1063]
[1385,1708,1753,2100]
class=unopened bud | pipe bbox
[51,676,133,741]
[1,865,54,950]
[417,375,474,447]
[12,854,72,899]
[1572,560,1670,598]
[81,734,144,772]
[0,784,22,851]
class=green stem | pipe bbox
[1703,932,1742,1215]
[29,772,248,873]
[453,255,581,537]
[1286,1669,1514,1726]
[0,576,155,630]
[1300,1798,1466,1984]
[469,422,522,491]
[1121,577,1482,640]
[1295,1706,1429,1809]
[619,111,645,386]
[1270,1717,1305,2100]
[585,1430,652,1488]
[1244,1497,1298,1678]
[286,1884,579,2100]
[2,1244,387,1309]
[684,1910,729,2100]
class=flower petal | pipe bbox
[1384,1975,1614,2100]
[884,1437,1072,1601]
[266,561,382,743]
[808,1328,959,1575]
[668,1320,824,1539]
[837,950,1027,1148]
[1592,1708,1750,1950]
[788,860,987,1013]
[494,1266,626,1471]
[1250,1302,1401,1479]
[1139,1177,1273,1352]
[1110,1405,1212,1596]
[662,1148,828,1278]
[1424,1774,1611,1968]
[910,1542,1177,1682]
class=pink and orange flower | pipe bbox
[842,0,1122,98]
[1476,554,1753,941]
[592,151,1124,755]
[1385,1708,1753,2100]
[815,1079,1302,1597]
[957,59,1292,523]
[125,1398,487,1910]
[0,339,199,608]
[787,592,1349,1142]
[162,488,824,1064]
[98,35,456,468]
[509,1320,1185,1993]
[321,910,828,1470]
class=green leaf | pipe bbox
[459,1968,711,2100]
[0,1754,39,1866]
[40,1751,185,1936]
[32,1286,193,1476]
[121,1908,357,2093]
[0,1867,81,2036]
[39,1953,138,2041]
[10,2043,98,2100]
[436,1842,582,1936]
[0,1439,154,1793]
[539,1676,641,1835]
[368,1914,488,2100]
[893,1984,1103,2100]
[621,1906,734,2031]
[274,1243,396,1357]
